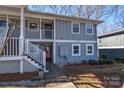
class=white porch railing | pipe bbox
[25,28,54,39]
[24,40,46,70]
[2,37,19,56]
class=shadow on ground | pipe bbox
[63,64,124,88]
[44,63,76,88]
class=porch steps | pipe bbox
[23,56,42,69]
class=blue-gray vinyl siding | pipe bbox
[99,49,124,59]
[55,19,97,41]
[55,42,97,64]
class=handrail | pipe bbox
[24,40,46,69]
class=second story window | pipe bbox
[86,24,93,35]
[72,22,80,34]
[28,21,39,30]
[0,20,6,28]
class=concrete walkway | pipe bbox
[44,64,76,88]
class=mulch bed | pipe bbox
[63,63,124,88]
[0,71,38,81]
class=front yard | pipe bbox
[63,64,124,88]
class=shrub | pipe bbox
[98,59,113,65]
[98,59,104,65]
[88,60,98,65]
[104,60,113,64]
[81,60,88,64]
[114,58,124,64]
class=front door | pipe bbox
[46,45,52,63]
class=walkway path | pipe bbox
[44,64,76,88]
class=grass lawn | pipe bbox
[63,64,124,88]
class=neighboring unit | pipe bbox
[0,5,102,74]
[98,28,124,59]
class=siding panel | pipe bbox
[56,19,96,41]
[56,42,97,64]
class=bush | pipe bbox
[114,58,124,64]
[98,59,104,65]
[104,60,113,64]
[88,60,98,65]
[98,59,113,65]
[81,60,88,64]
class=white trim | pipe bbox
[56,40,97,43]
[29,39,97,43]
[27,20,39,31]
[86,23,94,35]
[72,44,81,56]
[99,46,124,49]
[29,39,54,42]
[0,56,21,61]
[86,44,94,55]
[71,22,80,34]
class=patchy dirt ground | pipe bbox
[63,64,124,88]
[0,72,38,81]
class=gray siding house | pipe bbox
[98,28,124,59]
[0,5,102,74]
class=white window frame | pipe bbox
[86,44,94,55]
[28,21,39,31]
[86,23,94,35]
[72,44,81,56]
[71,22,80,34]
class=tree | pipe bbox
[48,5,73,15]
[28,5,124,35]
[28,5,46,12]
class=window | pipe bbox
[28,21,39,30]
[86,44,94,55]
[72,44,81,56]
[0,20,6,28]
[86,24,93,35]
[72,22,80,34]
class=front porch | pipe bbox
[0,6,56,74]
[0,14,55,40]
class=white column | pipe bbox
[19,7,24,74]
[20,58,23,74]
[19,7,24,56]
[53,19,56,64]
[6,14,8,28]
[40,18,42,39]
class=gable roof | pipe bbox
[98,28,124,38]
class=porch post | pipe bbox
[19,7,24,56]
[19,7,25,74]
[40,18,42,39]
[20,58,23,74]
[6,14,8,28]
[53,19,56,64]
